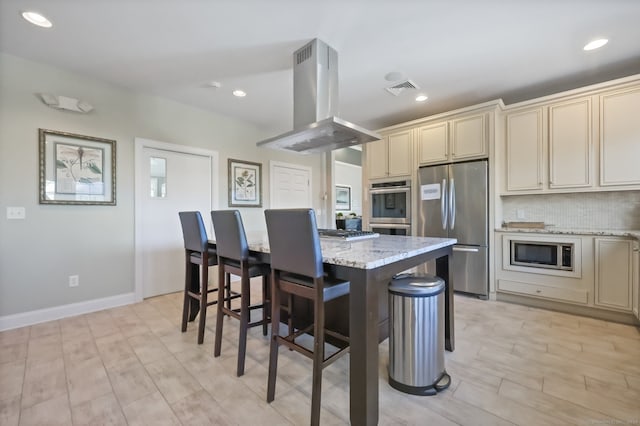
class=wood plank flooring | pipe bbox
[1,281,639,425]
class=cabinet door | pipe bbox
[549,98,592,188]
[451,113,487,161]
[366,138,388,179]
[595,238,633,312]
[633,241,639,321]
[600,87,640,186]
[387,130,413,177]
[417,122,448,165]
[506,108,544,191]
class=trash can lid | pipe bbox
[389,274,445,297]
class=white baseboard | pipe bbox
[0,292,136,331]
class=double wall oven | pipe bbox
[368,180,411,236]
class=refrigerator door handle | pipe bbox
[449,178,456,229]
[453,246,480,253]
[441,179,448,230]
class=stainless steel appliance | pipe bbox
[317,229,380,241]
[256,39,380,154]
[510,240,574,271]
[370,223,412,236]
[369,180,411,225]
[417,160,488,297]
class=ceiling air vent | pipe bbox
[385,79,420,96]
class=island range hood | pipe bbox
[256,39,380,154]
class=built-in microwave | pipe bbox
[510,240,574,271]
[369,180,411,224]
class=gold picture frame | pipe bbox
[39,129,116,205]
[228,158,262,207]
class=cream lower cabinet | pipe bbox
[594,237,633,312]
[366,129,412,180]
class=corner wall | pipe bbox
[0,53,323,321]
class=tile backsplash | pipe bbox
[501,191,640,230]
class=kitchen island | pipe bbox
[209,233,457,426]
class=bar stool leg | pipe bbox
[237,270,250,376]
[197,262,208,344]
[214,263,225,357]
[181,255,191,332]
[267,272,281,403]
[310,290,324,426]
[262,275,269,336]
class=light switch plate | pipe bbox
[516,209,525,220]
[7,207,26,220]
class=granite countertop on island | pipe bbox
[239,232,457,270]
[496,227,640,241]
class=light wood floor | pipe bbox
[1,282,639,425]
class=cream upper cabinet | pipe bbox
[417,112,487,165]
[366,129,412,179]
[451,114,487,160]
[366,138,388,179]
[600,87,640,186]
[549,98,592,189]
[594,237,633,312]
[506,107,544,191]
[417,122,448,164]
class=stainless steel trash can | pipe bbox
[388,273,451,395]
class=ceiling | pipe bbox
[2,0,640,136]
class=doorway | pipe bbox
[134,138,219,300]
[269,161,312,208]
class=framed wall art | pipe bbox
[228,158,262,207]
[335,185,351,211]
[39,129,116,205]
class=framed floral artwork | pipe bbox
[228,158,262,207]
[39,129,116,205]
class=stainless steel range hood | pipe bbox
[256,39,380,154]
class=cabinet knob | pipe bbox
[536,289,542,293]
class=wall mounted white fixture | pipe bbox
[38,93,94,113]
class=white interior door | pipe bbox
[135,139,218,299]
[270,161,312,208]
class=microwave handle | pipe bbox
[369,187,410,195]
[441,179,448,230]
[370,223,412,229]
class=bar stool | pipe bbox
[211,210,271,377]
[178,211,238,344]
[264,208,350,426]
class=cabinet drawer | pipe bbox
[498,279,588,305]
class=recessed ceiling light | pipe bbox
[21,11,52,28]
[232,89,246,97]
[583,38,608,51]
[415,94,428,102]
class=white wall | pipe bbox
[335,161,362,216]
[0,53,324,320]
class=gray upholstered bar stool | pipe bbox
[178,211,237,344]
[211,209,271,377]
[264,208,350,426]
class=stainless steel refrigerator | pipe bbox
[417,159,488,298]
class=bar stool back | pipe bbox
[264,208,350,426]
[178,211,237,344]
[211,210,270,376]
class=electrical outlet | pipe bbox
[6,207,26,220]
[69,275,79,287]
[516,209,526,220]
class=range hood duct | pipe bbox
[256,39,380,154]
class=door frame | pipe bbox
[134,137,219,302]
[269,160,313,207]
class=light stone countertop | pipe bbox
[217,232,457,270]
[496,227,640,241]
